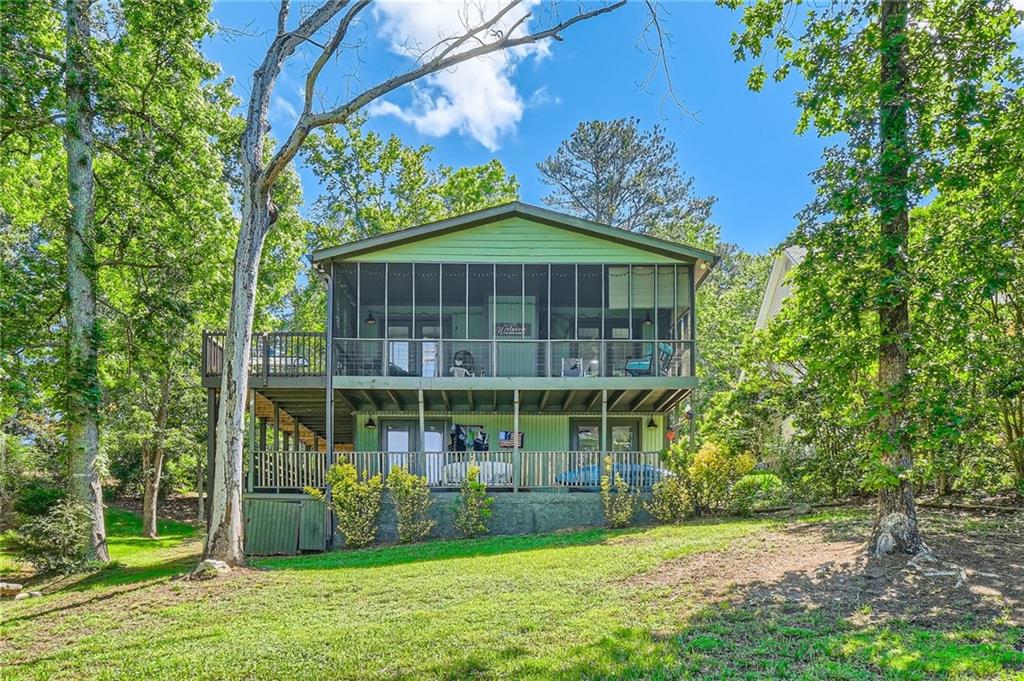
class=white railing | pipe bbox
[253,449,328,491]
[250,449,667,492]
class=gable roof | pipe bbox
[312,202,719,283]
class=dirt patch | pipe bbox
[631,510,1024,628]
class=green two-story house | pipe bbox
[202,202,716,554]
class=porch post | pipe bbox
[418,389,425,473]
[273,403,280,451]
[324,263,335,547]
[259,417,267,451]
[601,389,608,478]
[247,389,255,493]
[513,389,520,493]
[205,388,215,526]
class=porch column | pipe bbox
[205,388,216,527]
[601,389,608,482]
[247,389,255,493]
[273,403,280,451]
[513,389,520,493]
[294,417,301,451]
[258,417,267,451]
[418,389,425,470]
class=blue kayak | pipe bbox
[555,463,670,488]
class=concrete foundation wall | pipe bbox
[331,491,654,546]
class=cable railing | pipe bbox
[249,449,668,492]
[204,332,693,379]
[333,338,693,378]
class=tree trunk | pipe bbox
[141,374,171,538]
[64,0,108,563]
[204,179,272,566]
[871,0,922,556]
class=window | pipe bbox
[467,264,493,338]
[333,262,357,338]
[656,265,675,339]
[675,265,693,340]
[442,264,467,338]
[524,265,548,339]
[494,264,523,337]
[387,263,413,338]
[359,263,385,338]
[414,263,440,338]
[604,266,630,339]
[630,266,655,339]
[576,265,602,339]
[550,265,575,339]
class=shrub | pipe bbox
[601,456,636,528]
[308,462,382,549]
[387,466,434,543]
[729,473,790,516]
[453,465,492,538]
[689,442,755,514]
[12,479,65,517]
[646,475,691,524]
[9,498,93,574]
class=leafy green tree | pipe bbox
[724,0,1022,551]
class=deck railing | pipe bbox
[250,449,666,492]
[334,338,692,378]
[204,331,327,378]
[206,331,693,379]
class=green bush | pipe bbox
[689,442,755,514]
[729,472,790,516]
[601,456,636,528]
[645,475,691,524]
[453,465,492,538]
[309,462,382,549]
[13,479,65,517]
[387,466,434,543]
[9,498,93,574]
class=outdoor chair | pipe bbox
[623,342,674,376]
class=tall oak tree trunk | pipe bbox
[65,0,108,563]
[871,0,922,555]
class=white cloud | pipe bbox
[369,1,550,151]
[270,94,299,124]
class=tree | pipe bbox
[2,0,259,545]
[207,0,629,567]
[538,117,715,234]
[725,0,1022,552]
[64,0,108,562]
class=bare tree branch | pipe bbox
[263,0,627,190]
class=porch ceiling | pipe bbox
[336,387,690,414]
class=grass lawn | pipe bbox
[2,507,1022,680]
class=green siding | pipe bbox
[299,499,328,551]
[346,217,681,264]
[244,498,301,556]
[353,412,665,451]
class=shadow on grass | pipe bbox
[254,526,649,571]
[404,515,1024,680]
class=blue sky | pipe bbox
[206,1,831,253]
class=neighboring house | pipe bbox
[202,202,717,554]
[752,245,806,441]
[755,245,806,330]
